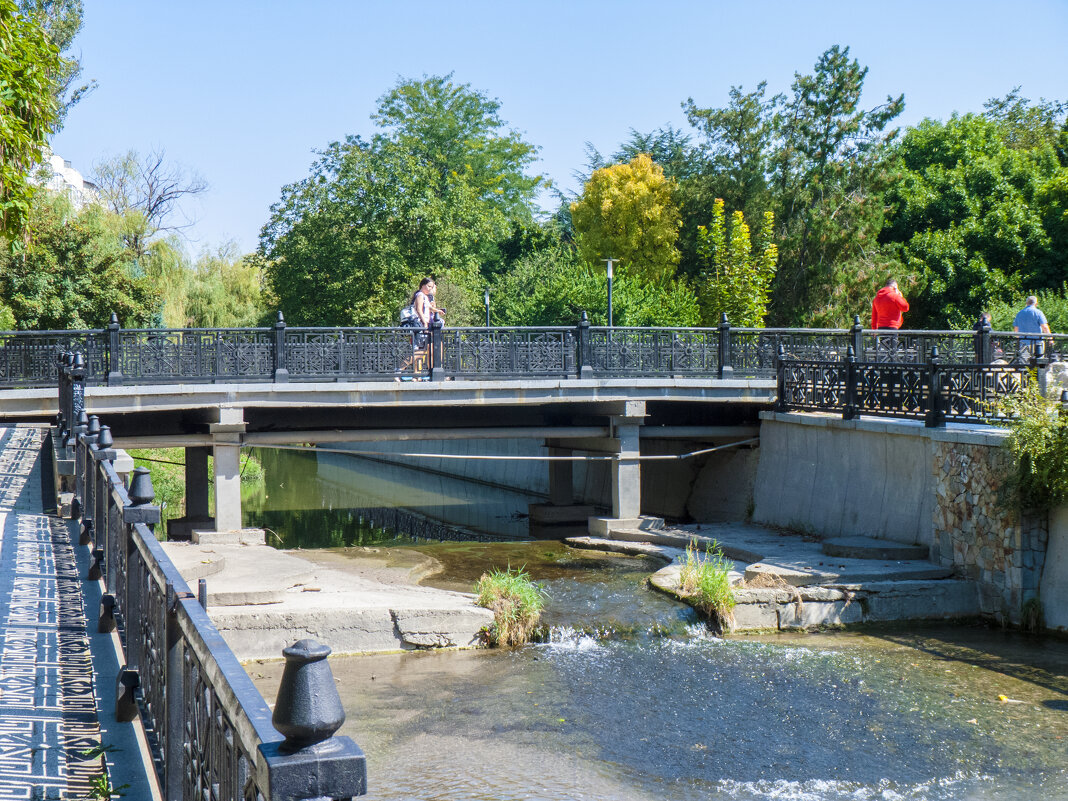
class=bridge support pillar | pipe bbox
[213,440,243,531]
[548,448,574,506]
[610,401,646,520]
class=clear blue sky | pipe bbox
[50,0,1068,257]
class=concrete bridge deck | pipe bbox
[0,426,154,799]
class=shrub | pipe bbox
[474,566,546,647]
[995,379,1068,510]
[677,540,736,632]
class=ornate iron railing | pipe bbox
[57,366,366,800]
[777,348,1035,427]
[2,312,1065,388]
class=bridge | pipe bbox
[0,317,1064,799]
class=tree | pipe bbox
[491,246,699,327]
[92,148,208,260]
[696,200,777,326]
[983,87,1067,152]
[770,45,904,323]
[0,0,62,242]
[261,76,545,326]
[0,190,158,328]
[570,154,682,284]
[18,0,94,125]
[880,113,1065,326]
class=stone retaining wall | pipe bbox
[931,440,1047,621]
[753,413,1050,625]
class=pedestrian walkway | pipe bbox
[0,425,102,800]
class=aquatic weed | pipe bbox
[475,566,546,647]
[677,539,736,633]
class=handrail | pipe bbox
[4,313,1065,388]
[57,360,367,800]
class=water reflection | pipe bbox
[242,446,539,545]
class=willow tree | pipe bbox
[697,199,777,326]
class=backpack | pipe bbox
[399,304,418,326]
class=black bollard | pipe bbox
[98,594,116,633]
[272,639,346,753]
[88,547,104,581]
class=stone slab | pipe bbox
[587,515,664,537]
[822,536,929,561]
[192,527,266,545]
[778,600,864,629]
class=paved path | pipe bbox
[0,426,154,800]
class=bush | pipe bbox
[677,540,736,632]
[987,285,1068,333]
[995,379,1068,510]
[474,566,546,646]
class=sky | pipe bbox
[50,0,1068,258]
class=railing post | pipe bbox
[718,314,733,378]
[66,354,86,449]
[851,315,864,360]
[843,345,858,420]
[576,312,593,379]
[107,312,123,386]
[273,311,290,383]
[429,315,445,381]
[57,351,71,438]
[974,315,993,364]
[1032,340,1049,396]
[775,344,787,412]
[925,346,945,428]
[261,639,367,799]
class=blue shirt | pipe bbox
[1013,305,1048,336]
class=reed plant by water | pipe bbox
[474,566,546,647]
[677,540,736,632]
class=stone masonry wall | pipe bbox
[931,440,1047,623]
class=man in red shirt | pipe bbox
[870,279,909,329]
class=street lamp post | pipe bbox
[603,258,615,328]
[484,286,491,327]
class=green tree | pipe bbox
[570,154,682,284]
[491,246,698,327]
[18,0,93,125]
[182,243,266,328]
[771,45,904,324]
[696,199,777,326]
[0,191,159,328]
[261,76,545,326]
[0,0,62,242]
[880,113,1064,326]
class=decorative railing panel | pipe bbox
[118,329,274,383]
[733,328,850,375]
[440,328,575,377]
[285,328,417,380]
[859,330,977,364]
[853,362,929,420]
[942,364,1030,422]
[586,328,719,375]
[778,360,848,411]
[991,332,1068,364]
[0,330,108,387]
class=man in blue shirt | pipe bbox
[1013,295,1051,354]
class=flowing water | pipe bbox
[242,447,1068,800]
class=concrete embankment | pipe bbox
[162,541,493,661]
[570,520,983,632]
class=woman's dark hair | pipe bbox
[410,277,434,305]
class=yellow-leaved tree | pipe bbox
[570,154,682,283]
[696,199,777,327]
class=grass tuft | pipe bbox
[474,566,546,647]
[677,539,736,633]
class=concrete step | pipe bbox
[744,557,953,587]
[822,536,929,561]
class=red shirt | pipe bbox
[871,286,909,329]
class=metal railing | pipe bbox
[3,312,1066,388]
[57,365,366,800]
[776,344,1041,427]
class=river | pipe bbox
[242,446,1068,801]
